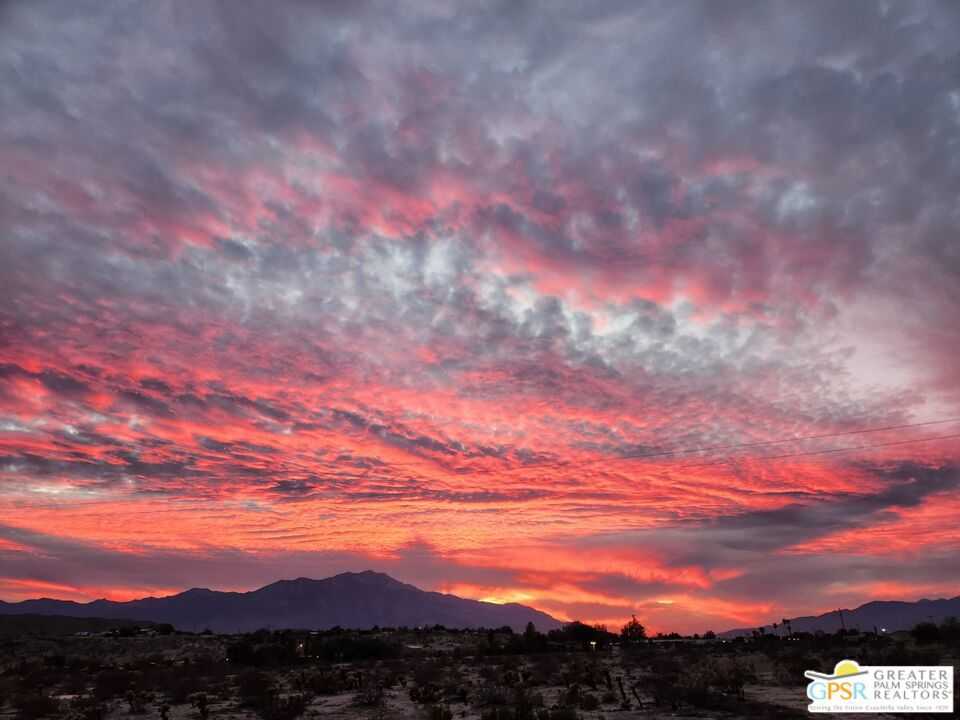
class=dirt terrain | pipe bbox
[1,622,955,719]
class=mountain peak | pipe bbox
[721,594,960,637]
[0,571,562,633]
[334,570,400,583]
[258,571,402,592]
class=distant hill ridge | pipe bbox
[721,594,960,637]
[0,571,562,633]
[0,614,156,637]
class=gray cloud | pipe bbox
[2,0,959,629]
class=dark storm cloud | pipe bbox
[581,464,959,570]
[702,464,958,552]
[708,550,960,610]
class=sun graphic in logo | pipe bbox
[833,660,863,677]
[804,658,869,681]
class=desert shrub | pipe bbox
[773,654,819,686]
[484,708,545,720]
[413,660,445,687]
[378,666,404,689]
[940,617,960,649]
[94,668,137,700]
[480,709,510,720]
[125,689,150,714]
[500,655,523,670]
[236,670,276,708]
[911,622,941,645]
[42,654,66,670]
[521,689,544,708]
[477,683,509,706]
[503,669,523,687]
[155,668,204,704]
[301,669,348,696]
[505,626,548,654]
[477,688,544,720]
[232,670,308,720]
[59,669,90,696]
[648,654,683,676]
[227,639,298,667]
[579,692,599,711]
[12,692,59,720]
[882,642,943,666]
[0,683,11,710]
[263,694,308,720]
[67,695,106,720]
[562,659,603,689]
[644,656,757,712]
[189,693,210,720]
[643,658,682,709]
[405,660,439,701]
[538,708,579,720]
[307,635,398,662]
[711,657,755,697]
[441,679,469,704]
[9,663,46,694]
[422,704,453,720]
[410,682,442,704]
[514,688,544,717]
[528,654,562,686]
[355,683,384,708]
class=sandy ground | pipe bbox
[7,634,952,719]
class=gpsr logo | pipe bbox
[805,659,953,713]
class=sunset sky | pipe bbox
[2,1,960,634]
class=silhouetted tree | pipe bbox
[620,615,646,643]
[549,621,616,648]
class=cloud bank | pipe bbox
[1,0,959,632]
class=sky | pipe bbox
[1,1,959,634]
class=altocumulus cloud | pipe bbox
[0,0,959,631]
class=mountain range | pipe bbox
[3,573,956,637]
[721,595,960,637]
[0,571,562,633]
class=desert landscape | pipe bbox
[2,613,958,719]
[3,1,960,718]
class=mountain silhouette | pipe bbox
[721,594,960,637]
[0,571,562,633]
